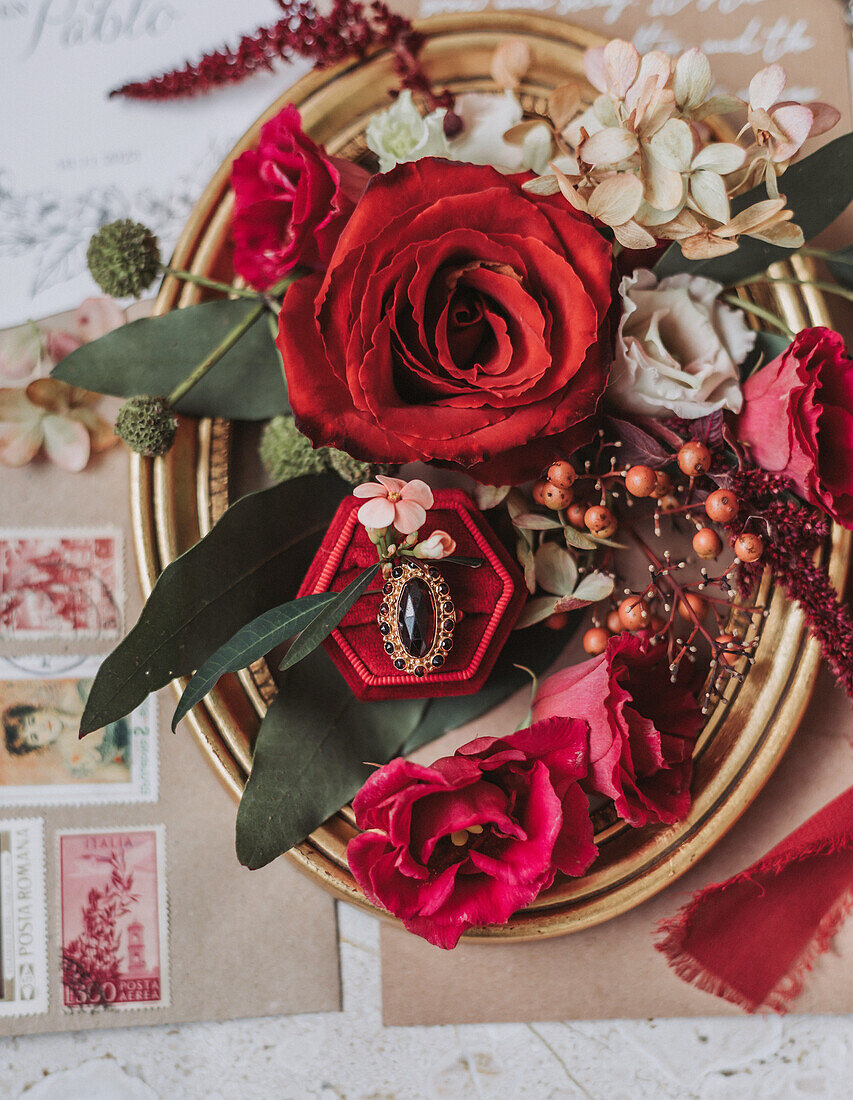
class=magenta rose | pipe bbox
[735,327,853,528]
[532,632,701,828]
[231,104,370,289]
[347,718,597,948]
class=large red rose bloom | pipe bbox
[277,158,615,483]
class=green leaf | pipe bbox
[278,564,380,672]
[172,591,339,732]
[79,474,348,734]
[826,244,853,290]
[654,132,853,284]
[236,648,429,868]
[53,298,287,420]
[562,525,597,550]
[740,329,791,379]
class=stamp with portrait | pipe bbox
[0,656,157,807]
[0,817,48,1017]
[0,528,123,640]
[59,826,169,1010]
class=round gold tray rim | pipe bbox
[130,12,851,941]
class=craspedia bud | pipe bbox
[326,447,373,486]
[114,395,177,457]
[259,415,328,483]
[87,220,161,298]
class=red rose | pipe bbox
[277,158,615,483]
[532,632,701,827]
[347,717,596,948]
[231,105,370,290]
[735,327,853,528]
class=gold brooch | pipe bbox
[377,560,456,677]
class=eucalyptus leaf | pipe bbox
[827,244,853,290]
[172,591,339,731]
[278,564,380,672]
[79,474,348,734]
[512,512,563,531]
[740,329,791,379]
[53,298,287,420]
[514,596,558,628]
[236,648,429,869]
[654,132,853,283]
[562,525,597,551]
[534,542,577,596]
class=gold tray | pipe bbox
[131,12,850,939]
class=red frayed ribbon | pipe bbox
[656,785,853,1013]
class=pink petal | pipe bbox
[392,500,427,535]
[400,478,434,510]
[0,421,43,467]
[805,102,841,137]
[352,481,387,499]
[770,104,814,162]
[74,297,126,341]
[44,330,81,363]
[42,415,91,472]
[357,496,396,529]
[376,474,407,494]
[0,388,40,422]
[749,64,786,111]
[584,46,608,94]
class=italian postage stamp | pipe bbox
[59,826,169,1010]
[0,656,157,807]
[0,817,48,1017]
[0,528,123,640]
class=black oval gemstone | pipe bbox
[428,566,440,577]
[397,577,435,658]
[394,658,406,670]
[379,622,391,636]
[384,642,395,654]
[414,666,426,677]
[442,601,454,614]
[442,619,454,632]
[391,566,403,578]
[383,582,393,594]
[441,638,453,651]
[437,583,449,595]
[379,602,389,614]
[431,654,444,667]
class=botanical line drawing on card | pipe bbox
[0,528,124,640]
[0,817,48,1017]
[0,656,157,807]
[59,826,169,1011]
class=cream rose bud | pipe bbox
[365,90,450,172]
[607,270,753,420]
[412,531,456,560]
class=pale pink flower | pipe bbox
[74,297,126,342]
[746,65,838,164]
[0,325,50,386]
[44,330,81,362]
[353,475,434,535]
[0,378,117,472]
[413,530,456,560]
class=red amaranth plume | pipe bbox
[110,0,452,110]
[724,466,853,697]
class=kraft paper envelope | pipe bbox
[0,442,341,1035]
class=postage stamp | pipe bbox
[0,817,48,1017]
[59,826,169,1010]
[0,528,123,640]
[0,656,157,807]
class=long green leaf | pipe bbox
[79,474,348,734]
[53,298,287,420]
[172,591,339,731]
[236,649,429,869]
[654,132,853,283]
[278,564,380,672]
[826,244,853,290]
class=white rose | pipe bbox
[608,269,754,420]
[365,90,450,173]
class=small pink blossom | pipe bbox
[747,65,838,164]
[0,379,117,472]
[73,297,126,342]
[413,530,456,559]
[353,475,434,535]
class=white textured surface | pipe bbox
[2,904,852,1099]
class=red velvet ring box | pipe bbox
[297,489,526,700]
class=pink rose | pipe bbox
[735,328,853,528]
[532,632,702,827]
[231,104,370,290]
[347,717,597,948]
